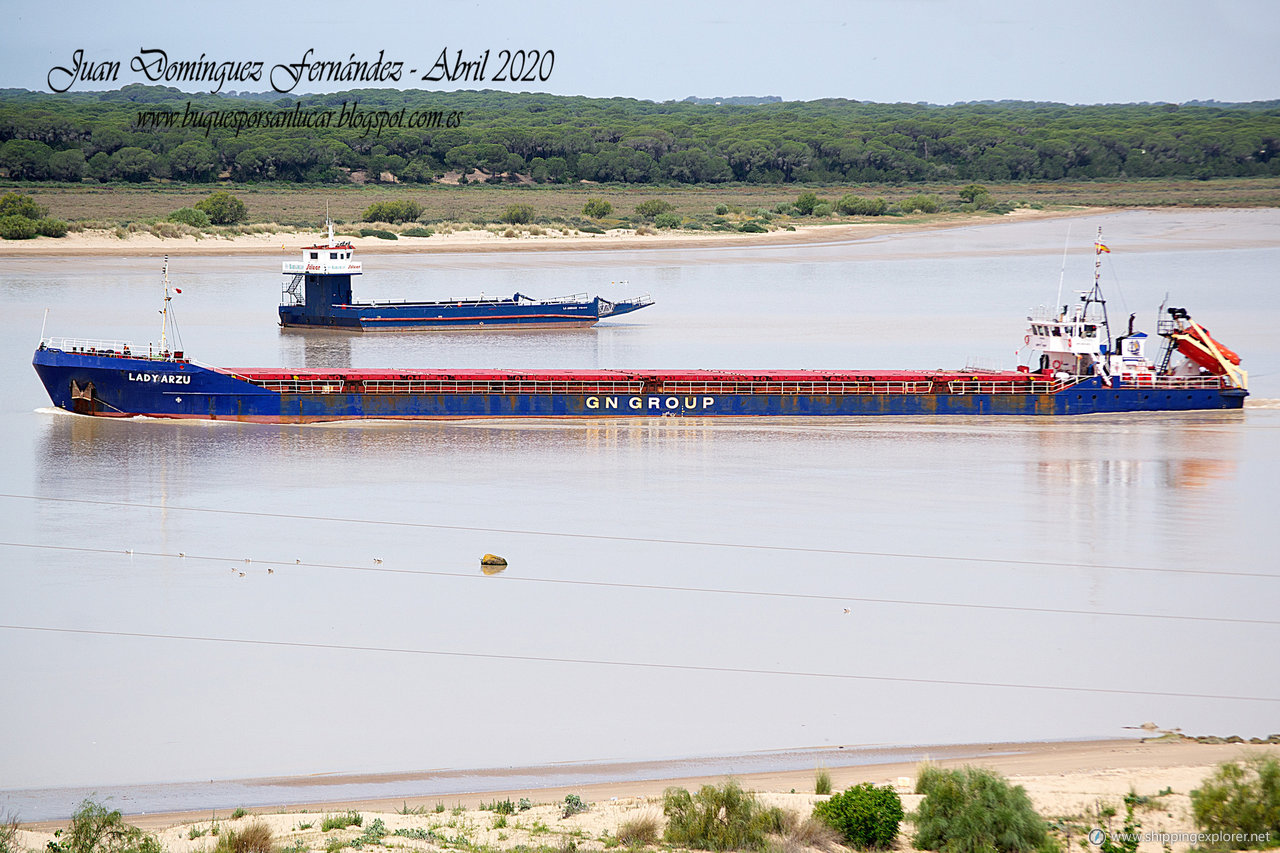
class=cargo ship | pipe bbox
[279,222,653,330]
[32,235,1247,423]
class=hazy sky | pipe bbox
[2,0,1277,104]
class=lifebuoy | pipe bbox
[1024,335,1031,344]
[1051,359,1064,370]
[1066,338,1073,348]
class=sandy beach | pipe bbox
[0,208,1104,258]
[13,738,1279,853]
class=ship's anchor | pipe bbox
[70,380,98,415]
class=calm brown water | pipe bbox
[2,209,1278,818]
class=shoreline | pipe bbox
[0,207,1106,258]
[10,738,1279,833]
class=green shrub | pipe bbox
[812,202,833,217]
[913,765,1051,853]
[351,819,387,848]
[582,198,613,219]
[501,203,535,224]
[899,194,941,214]
[195,191,248,225]
[738,221,767,233]
[167,208,210,228]
[836,195,888,216]
[214,821,272,853]
[56,799,163,853]
[653,212,682,229]
[1191,755,1280,849]
[714,203,729,215]
[362,199,423,224]
[402,226,433,237]
[563,794,588,818]
[230,808,248,820]
[814,767,832,796]
[663,780,786,850]
[0,192,45,220]
[794,191,819,215]
[635,199,673,219]
[35,217,69,237]
[358,228,398,240]
[813,783,902,849]
[0,215,38,239]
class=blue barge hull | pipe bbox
[279,293,654,330]
[32,345,1246,423]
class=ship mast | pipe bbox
[159,255,171,356]
[1089,227,1113,356]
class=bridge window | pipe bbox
[309,252,318,259]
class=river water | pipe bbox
[2,209,1278,818]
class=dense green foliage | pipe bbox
[362,198,422,223]
[1,87,1276,187]
[48,799,163,853]
[1191,755,1280,849]
[0,190,43,219]
[167,206,211,228]
[0,214,37,239]
[194,190,246,224]
[812,782,904,849]
[635,198,674,218]
[501,202,534,224]
[581,197,612,218]
[913,765,1054,853]
[663,780,787,850]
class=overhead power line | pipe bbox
[2,493,1276,580]
[0,540,1275,628]
[3,623,1277,703]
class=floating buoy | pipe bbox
[481,554,508,574]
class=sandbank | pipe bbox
[0,208,1104,258]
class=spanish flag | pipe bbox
[1095,242,1111,253]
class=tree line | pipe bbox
[1,85,1277,186]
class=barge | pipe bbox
[279,223,653,330]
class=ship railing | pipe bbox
[948,378,1084,394]
[357,380,647,395]
[537,293,591,304]
[40,336,179,361]
[245,378,649,395]
[658,381,936,395]
[250,379,347,394]
[1117,374,1226,389]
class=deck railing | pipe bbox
[41,337,178,361]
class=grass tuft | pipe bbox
[616,812,661,847]
[213,820,272,853]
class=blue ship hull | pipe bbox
[32,347,1247,423]
[279,293,653,330]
